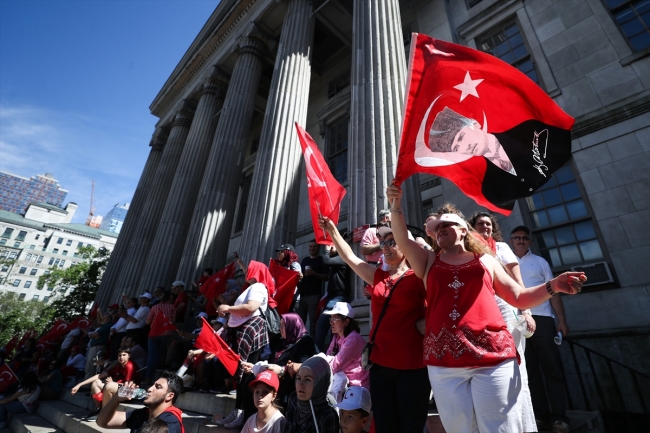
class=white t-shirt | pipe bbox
[60,328,81,350]
[18,386,41,413]
[67,353,86,371]
[227,283,268,328]
[111,317,128,333]
[241,410,286,433]
[126,306,150,330]
[517,250,554,317]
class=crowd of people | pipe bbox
[0,186,586,433]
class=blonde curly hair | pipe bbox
[426,203,492,256]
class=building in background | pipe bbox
[0,201,117,302]
[0,172,68,215]
[99,203,130,234]
[95,1,649,428]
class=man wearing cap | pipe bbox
[124,293,152,348]
[298,240,328,336]
[335,386,372,433]
[360,209,391,264]
[510,225,570,433]
[171,281,188,323]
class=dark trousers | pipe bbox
[236,348,262,420]
[369,363,431,433]
[525,315,567,423]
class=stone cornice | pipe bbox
[150,0,261,118]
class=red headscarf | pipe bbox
[471,231,497,254]
[246,261,277,308]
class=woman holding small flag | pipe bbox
[386,184,586,433]
[317,217,430,433]
[213,261,270,429]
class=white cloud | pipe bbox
[0,104,151,223]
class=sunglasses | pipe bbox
[379,239,397,248]
[511,236,530,241]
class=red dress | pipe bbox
[424,254,516,368]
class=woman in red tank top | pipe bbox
[317,218,430,433]
[386,185,585,433]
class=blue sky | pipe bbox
[0,0,220,223]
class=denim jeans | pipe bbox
[146,335,170,382]
[0,400,26,423]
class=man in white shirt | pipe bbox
[124,293,152,348]
[510,225,570,433]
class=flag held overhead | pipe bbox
[395,34,575,215]
[295,123,347,244]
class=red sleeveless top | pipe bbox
[423,254,516,368]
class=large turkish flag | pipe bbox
[296,123,346,244]
[394,34,574,214]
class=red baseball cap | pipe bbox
[248,370,279,392]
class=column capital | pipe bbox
[200,66,229,98]
[173,100,195,128]
[237,24,268,59]
[149,126,169,150]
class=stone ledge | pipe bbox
[8,412,63,433]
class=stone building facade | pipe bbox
[0,202,117,301]
[96,0,649,422]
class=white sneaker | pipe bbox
[215,409,241,426]
[224,411,245,429]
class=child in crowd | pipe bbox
[241,370,286,433]
[335,386,372,433]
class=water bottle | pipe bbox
[515,315,534,338]
[117,387,148,400]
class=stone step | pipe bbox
[8,412,63,433]
[174,392,236,419]
[60,391,96,411]
[35,399,236,433]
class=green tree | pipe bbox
[37,245,110,321]
[0,291,54,347]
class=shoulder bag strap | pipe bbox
[369,272,407,344]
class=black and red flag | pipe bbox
[394,34,575,214]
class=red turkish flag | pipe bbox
[3,333,19,354]
[194,318,240,376]
[152,313,177,334]
[394,34,574,214]
[0,364,18,393]
[70,316,92,329]
[295,123,347,244]
[269,260,300,315]
[39,319,71,345]
[203,262,237,300]
[16,329,37,352]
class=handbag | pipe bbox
[362,272,406,370]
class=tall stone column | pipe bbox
[348,0,422,301]
[238,0,314,263]
[175,34,267,282]
[115,104,195,298]
[96,127,167,307]
[138,70,228,290]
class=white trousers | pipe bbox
[428,359,523,433]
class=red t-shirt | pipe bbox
[370,269,426,370]
[423,254,517,368]
[174,291,188,318]
[148,303,177,337]
[107,360,136,383]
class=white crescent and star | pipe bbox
[453,71,483,102]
